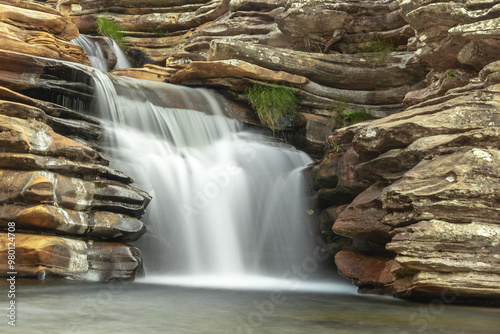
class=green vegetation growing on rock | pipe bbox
[331,109,375,128]
[150,28,169,37]
[361,38,395,64]
[244,84,299,132]
[96,16,126,50]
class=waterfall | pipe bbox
[89,72,315,282]
[72,35,131,71]
[44,47,316,287]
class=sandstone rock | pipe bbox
[0,170,151,216]
[169,59,308,89]
[113,65,177,82]
[0,3,88,65]
[0,153,132,183]
[387,220,500,299]
[333,182,391,244]
[0,233,141,281]
[335,250,396,290]
[398,0,500,71]
[355,127,500,182]
[352,88,500,155]
[0,204,145,241]
[403,69,476,108]
[277,0,407,53]
[382,148,500,228]
[0,114,101,162]
[208,40,427,91]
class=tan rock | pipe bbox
[0,114,101,162]
[0,204,145,241]
[0,3,88,64]
[169,59,308,89]
[0,152,132,183]
[0,170,151,216]
[0,233,141,281]
[388,220,500,298]
[382,148,500,227]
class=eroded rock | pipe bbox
[0,233,141,281]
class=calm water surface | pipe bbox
[2,280,499,334]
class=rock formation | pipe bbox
[0,1,147,281]
[59,0,429,157]
[314,0,500,301]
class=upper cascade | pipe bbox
[72,35,131,71]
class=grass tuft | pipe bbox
[244,84,299,132]
[360,38,395,64]
[96,16,127,50]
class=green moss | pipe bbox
[244,84,299,132]
[96,16,127,50]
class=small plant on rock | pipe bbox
[361,38,395,64]
[244,84,299,133]
[96,16,127,50]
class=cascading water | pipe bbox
[72,35,131,71]
[91,73,316,287]
[70,40,322,289]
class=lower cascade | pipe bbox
[88,71,317,288]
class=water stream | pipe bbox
[75,39,321,288]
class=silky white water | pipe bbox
[72,35,131,71]
[90,72,316,285]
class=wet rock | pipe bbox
[0,170,150,216]
[0,233,141,281]
[0,204,145,241]
[0,114,102,163]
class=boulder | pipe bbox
[0,233,141,281]
[335,250,396,291]
[333,182,391,244]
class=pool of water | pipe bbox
[1,279,499,334]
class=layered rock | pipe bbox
[59,0,429,156]
[313,19,500,300]
[0,1,89,65]
[0,1,149,281]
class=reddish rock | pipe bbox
[333,182,391,244]
[335,250,396,287]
